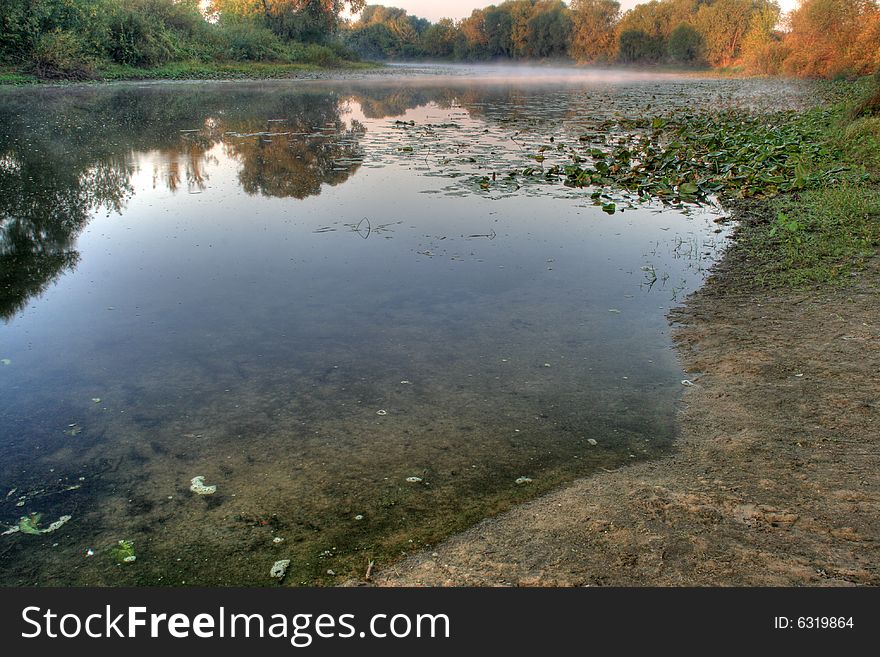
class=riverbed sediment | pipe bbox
[371,228,880,586]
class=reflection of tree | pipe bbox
[153,125,220,193]
[0,81,570,324]
[225,103,365,199]
[0,87,367,323]
[349,89,437,118]
[0,149,132,321]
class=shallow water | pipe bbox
[0,69,815,585]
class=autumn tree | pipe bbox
[740,1,784,74]
[693,0,775,68]
[783,0,880,77]
[570,0,620,63]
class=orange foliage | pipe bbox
[782,0,880,77]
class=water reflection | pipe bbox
[0,151,132,321]
[0,87,374,322]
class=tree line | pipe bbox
[343,0,880,77]
[0,0,877,79]
[0,0,365,78]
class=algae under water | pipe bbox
[0,69,817,585]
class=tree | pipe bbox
[419,18,457,58]
[210,0,366,42]
[694,0,773,68]
[617,0,698,40]
[524,1,571,58]
[570,0,620,63]
[783,0,879,77]
[484,5,514,57]
[618,28,664,62]
[667,22,703,64]
[740,1,784,74]
[343,21,401,58]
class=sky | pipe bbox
[350,1,802,23]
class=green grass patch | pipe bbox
[736,83,880,287]
[738,185,880,286]
[95,59,376,81]
[0,69,39,85]
[0,57,380,86]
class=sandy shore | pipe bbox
[369,235,880,586]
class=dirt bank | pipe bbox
[370,231,880,586]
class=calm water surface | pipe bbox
[0,68,814,584]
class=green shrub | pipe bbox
[618,30,665,64]
[30,29,95,79]
[667,23,703,65]
[213,20,285,62]
[104,2,176,67]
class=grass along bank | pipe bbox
[0,60,380,85]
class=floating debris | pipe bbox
[354,514,364,521]
[85,548,94,557]
[91,398,101,403]
[587,438,598,446]
[400,380,411,385]
[272,537,285,544]
[190,476,216,495]
[270,559,291,580]
[405,476,423,483]
[376,409,387,416]
[2,513,72,536]
[111,539,136,563]
[64,424,82,437]
[515,476,533,485]
[681,379,695,387]
[1,358,11,366]
[608,309,621,314]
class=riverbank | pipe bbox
[370,212,880,587]
[368,84,880,587]
[0,61,385,86]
